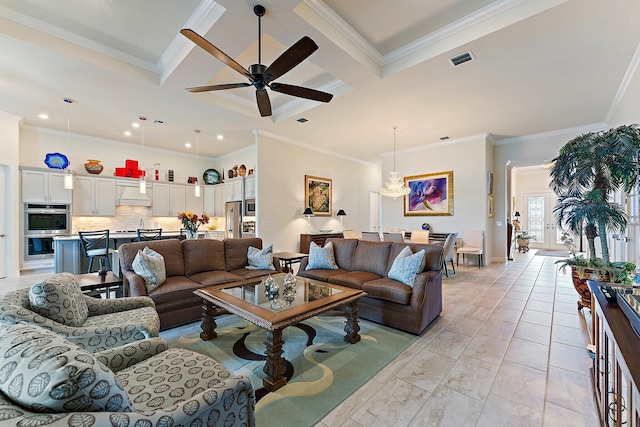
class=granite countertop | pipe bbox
[53,230,185,240]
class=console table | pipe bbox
[589,281,640,426]
[300,233,343,253]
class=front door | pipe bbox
[523,192,564,250]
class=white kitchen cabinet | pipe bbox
[152,183,186,217]
[225,178,243,202]
[72,176,116,216]
[244,176,256,199]
[186,185,203,214]
[214,185,225,217]
[21,169,72,204]
[203,186,215,217]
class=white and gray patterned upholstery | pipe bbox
[0,279,160,353]
[0,324,256,426]
[29,273,89,327]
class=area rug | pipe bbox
[535,249,569,257]
[160,314,416,427]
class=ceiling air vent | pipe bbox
[297,117,308,123]
[450,50,474,67]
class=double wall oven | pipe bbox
[24,203,71,261]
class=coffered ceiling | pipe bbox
[0,0,638,164]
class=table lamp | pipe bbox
[303,206,313,233]
[336,209,346,231]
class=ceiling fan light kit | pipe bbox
[181,4,333,117]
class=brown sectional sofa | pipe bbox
[119,238,282,330]
[297,238,443,335]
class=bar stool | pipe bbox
[79,230,114,273]
[137,228,162,242]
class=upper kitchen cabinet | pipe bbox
[186,185,203,214]
[21,169,72,204]
[203,186,215,217]
[244,175,255,199]
[72,176,116,216]
[225,177,243,202]
[152,183,186,217]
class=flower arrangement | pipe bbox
[177,212,209,239]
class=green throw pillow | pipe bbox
[132,247,166,292]
[306,241,339,270]
[387,246,426,287]
[246,244,276,270]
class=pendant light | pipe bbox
[63,98,74,190]
[194,129,201,197]
[380,126,410,199]
[139,116,147,194]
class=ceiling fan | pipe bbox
[181,4,333,117]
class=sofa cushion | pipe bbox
[228,268,275,280]
[132,247,166,292]
[352,241,392,277]
[328,271,382,290]
[387,246,426,287]
[147,276,203,306]
[183,239,226,275]
[29,273,89,327]
[306,241,339,270]
[0,324,133,413]
[362,277,412,305]
[409,243,443,272]
[188,271,244,287]
[297,268,351,282]
[225,238,263,271]
[246,244,276,271]
[120,240,185,277]
[326,238,358,271]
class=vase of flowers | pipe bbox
[177,211,209,239]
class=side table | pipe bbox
[273,251,307,273]
[74,271,123,299]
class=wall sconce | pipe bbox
[336,209,346,231]
[303,206,313,233]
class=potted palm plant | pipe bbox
[550,124,640,309]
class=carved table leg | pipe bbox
[263,328,287,391]
[200,299,218,340]
[344,300,361,344]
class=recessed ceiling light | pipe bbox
[123,131,131,136]
[297,118,308,123]
[132,123,140,128]
[38,113,49,119]
[217,134,224,140]
[185,143,191,148]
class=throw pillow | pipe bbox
[306,241,339,270]
[246,244,276,271]
[132,247,167,292]
[0,324,133,413]
[29,272,89,327]
[387,246,426,287]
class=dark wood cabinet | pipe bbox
[589,282,640,426]
[300,233,343,254]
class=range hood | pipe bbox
[116,182,151,206]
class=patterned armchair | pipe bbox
[0,273,160,352]
[0,324,256,426]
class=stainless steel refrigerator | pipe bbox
[225,201,242,238]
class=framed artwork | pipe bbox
[404,171,454,216]
[305,175,332,216]
[487,172,494,195]
[488,194,494,217]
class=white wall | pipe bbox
[0,111,22,277]
[255,135,379,253]
[382,135,490,262]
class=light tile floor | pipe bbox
[317,250,599,427]
[0,251,599,426]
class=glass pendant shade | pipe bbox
[380,126,410,198]
[195,129,201,197]
[139,175,146,194]
[194,180,201,197]
[63,98,74,190]
[64,169,73,190]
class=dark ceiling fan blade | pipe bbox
[187,83,251,93]
[256,88,272,117]
[263,36,318,83]
[270,82,333,103]
[181,29,251,79]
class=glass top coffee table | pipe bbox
[194,273,366,391]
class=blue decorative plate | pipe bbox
[203,168,221,185]
[44,152,69,169]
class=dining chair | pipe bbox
[410,229,430,243]
[456,230,484,268]
[361,231,381,241]
[78,230,114,273]
[342,229,359,239]
[137,228,163,242]
[383,232,404,242]
[442,232,458,277]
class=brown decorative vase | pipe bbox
[84,159,104,175]
[570,266,609,310]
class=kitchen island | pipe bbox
[53,230,199,275]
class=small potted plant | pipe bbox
[515,231,533,253]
